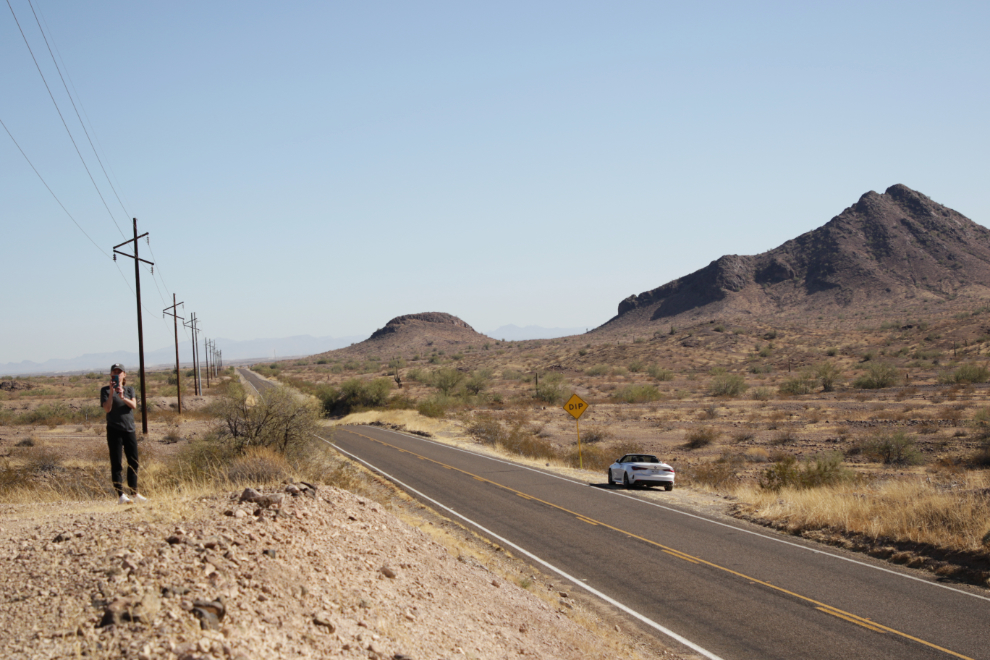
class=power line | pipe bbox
[1,115,109,259]
[27,0,132,225]
[5,0,126,238]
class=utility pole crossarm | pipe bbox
[111,218,153,435]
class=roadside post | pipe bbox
[563,393,589,468]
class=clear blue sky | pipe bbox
[3,1,989,364]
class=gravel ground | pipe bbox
[0,485,671,660]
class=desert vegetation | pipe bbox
[5,303,990,583]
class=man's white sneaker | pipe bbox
[117,494,133,504]
[133,493,148,502]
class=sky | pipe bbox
[3,1,989,365]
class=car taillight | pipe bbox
[663,468,674,473]
[631,466,649,471]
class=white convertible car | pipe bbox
[607,454,675,490]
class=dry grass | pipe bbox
[735,472,990,553]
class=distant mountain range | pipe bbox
[486,324,589,341]
[0,334,363,376]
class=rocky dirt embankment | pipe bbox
[0,485,653,660]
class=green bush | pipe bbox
[709,374,746,397]
[646,364,674,381]
[863,431,924,465]
[209,385,321,459]
[432,367,464,396]
[949,363,990,384]
[758,452,849,491]
[585,365,609,377]
[815,361,842,392]
[749,387,773,401]
[316,378,393,416]
[611,383,661,403]
[853,362,900,389]
[535,373,568,404]
[628,360,645,373]
[778,373,816,395]
[417,395,449,418]
[464,371,490,395]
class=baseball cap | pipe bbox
[110,364,125,373]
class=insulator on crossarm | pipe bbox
[113,254,116,262]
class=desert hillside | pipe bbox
[321,313,494,360]
[600,185,990,334]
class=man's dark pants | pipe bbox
[106,427,139,495]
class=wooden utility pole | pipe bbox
[112,218,153,435]
[204,336,211,389]
[184,313,201,395]
[163,294,184,413]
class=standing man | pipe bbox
[100,364,147,504]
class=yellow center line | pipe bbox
[817,607,887,633]
[346,429,974,660]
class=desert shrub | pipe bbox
[581,426,612,443]
[628,360,645,373]
[25,446,63,474]
[749,387,773,401]
[862,431,924,465]
[317,378,393,416]
[612,384,661,404]
[949,363,990,385]
[535,373,568,404]
[226,446,291,484]
[15,436,36,447]
[778,373,816,395]
[19,403,71,428]
[825,347,838,357]
[853,362,900,389]
[468,414,507,446]
[464,371,490,395]
[815,361,842,392]
[684,427,719,449]
[502,369,524,380]
[689,453,742,489]
[210,385,321,459]
[770,429,798,445]
[468,413,556,460]
[417,395,449,418]
[0,458,31,496]
[971,407,990,439]
[758,452,849,491]
[646,364,674,381]
[407,367,429,383]
[744,447,770,462]
[709,373,746,397]
[732,430,755,443]
[432,367,464,396]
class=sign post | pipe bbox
[563,393,590,468]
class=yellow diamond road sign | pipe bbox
[563,394,589,420]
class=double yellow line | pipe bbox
[346,428,974,660]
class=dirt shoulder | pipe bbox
[0,483,680,660]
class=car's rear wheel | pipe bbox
[664,483,674,491]
[623,472,631,489]
[607,469,615,486]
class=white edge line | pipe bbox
[342,425,990,604]
[317,434,727,660]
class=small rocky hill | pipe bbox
[325,312,493,358]
[600,184,990,333]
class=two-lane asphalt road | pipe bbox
[328,424,989,660]
[236,369,988,659]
